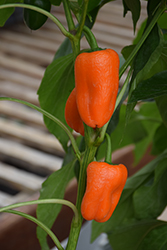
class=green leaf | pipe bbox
[36,161,75,250]
[128,71,167,103]
[156,95,167,128]
[123,0,141,32]
[54,38,72,60]
[87,0,101,12]
[133,102,161,164]
[138,223,167,250]
[0,0,22,26]
[38,53,74,151]
[121,44,135,61]
[133,158,167,219]
[108,219,167,250]
[49,0,61,6]
[152,123,167,155]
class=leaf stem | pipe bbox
[0,97,81,159]
[4,209,64,250]
[76,0,89,40]
[119,3,167,78]
[0,3,74,40]
[0,199,79,224]
[63,0,75,32]
[66,145,98,250]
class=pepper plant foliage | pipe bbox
[0,0,167,250]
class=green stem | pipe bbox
[0,3,74,40]
[0,199,79,224]
[63,0,75,32]
[116,68,132,109]
[76,0,89,40]
[0,97,81,159]
[66,145,98,250]
[83,26,98,49]
[4,209,64,250]
[105,133,112,163]
[119,3,167,78]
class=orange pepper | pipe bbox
[75,49,119,128]
[81,162,127,222]
[65,88,84,136]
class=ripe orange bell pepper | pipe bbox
[81,161,127,222]
[65,88,84,136]
[75,49,119,128]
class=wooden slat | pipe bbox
[0,162,45,192]
[0,81,39,105]
[0,101,44,127]
[0,138,63,174]
[0,118,64,155]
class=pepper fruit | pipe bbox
[65,88,84,136]
[24,0,51,30]
[81,162,127,222]
[75,49,119,128]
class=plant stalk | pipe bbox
[66,145,98,250]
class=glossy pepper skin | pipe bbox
[65,88,84,136]
[75,49,119,128]
[81,162,127,223]
[24,0,51,30]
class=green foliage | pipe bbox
[38,53,74,151]
[49,0,61,6]
[36,161,75,250]
[123,0,141,32]
[108,219,167,250]
[156,95,167,128]
[0,0,22,26]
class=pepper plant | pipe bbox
[0,0,167,249]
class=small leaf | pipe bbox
[128,71,167,103]
[38,53,74,151]
[152,123,167,155]
[36,161,75,250]
[123,0,141,32]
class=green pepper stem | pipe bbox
[0,3,74,40]
[63,0,75,32]
[83,26,98,49]
[105,133,112,163]
[0,97,81,159]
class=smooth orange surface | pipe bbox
[75,49,119,128]
[65,88,84,136]
[81,162,127,223]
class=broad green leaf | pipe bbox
[138,223,167,250]
[133,102,161,164]
[133,158,167,219]
[128,71,167,103]
[156,95,167,128]
[0,0,22,26]
[152,123,167,155]
[36,161,75,250]
[121,44,135,61]
[54,38,72,60]
[123,0,141,32]
[133,19,147,45]
[49,0,61,6]
[108,219,167,250]
[87,0,101,12]
[91,150,167,242]
[38,53,74,151]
